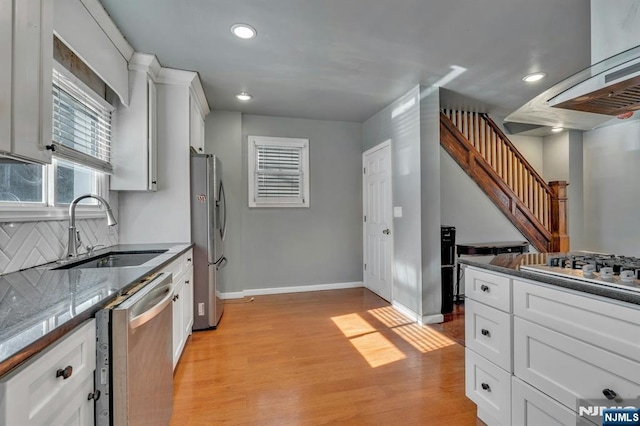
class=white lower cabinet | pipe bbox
[465,266,640,426]
[465,348,511,426]
[512,377,596,426]
[164,248,194,370]
[0,319,96,426]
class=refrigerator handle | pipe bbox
[219,181,227,241]
[216,257,228,270]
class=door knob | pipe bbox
[382,229,390,235]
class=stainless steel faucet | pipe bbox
[68,194,118,258]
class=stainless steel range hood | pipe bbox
[505,44,640,132]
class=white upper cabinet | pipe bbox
[0,0,53,164]
[190,94,206,154]
[110,53,160,191]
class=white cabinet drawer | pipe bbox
[512,377,596,426]
[163,256,183,282]
[182,248,193,272]
[513,279,640,361]
[0,319,96,426]
[465,348,511,426]
[513,317,640,410]
[465,267,511,312]
[465,299,512,372]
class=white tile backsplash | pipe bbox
[0,219,118,275]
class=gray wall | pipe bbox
[419,87,443,321]
[206,111,243,293]
[440,148,527,244]
[363,86,423,315]
[362,85,443,322]
[591,0,640,63]
[542,131,584,250]
[208,112,363,293]
[583,120,640,255]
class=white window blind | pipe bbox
[248,136,309,207]
[52,68,113,173]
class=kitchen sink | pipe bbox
[55,250,168,270]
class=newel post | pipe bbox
[549,181,570,252]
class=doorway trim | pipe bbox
[362,139,393,302]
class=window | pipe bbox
[0,64,111,215]
[0,160,45,204]
[248,136,309,208]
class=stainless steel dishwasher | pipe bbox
[96,273,174,426]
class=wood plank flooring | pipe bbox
[171,288,479,425]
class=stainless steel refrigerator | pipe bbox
[191,154,227,330]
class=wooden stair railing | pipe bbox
[440,110,569,253]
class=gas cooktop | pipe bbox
[520,253,640,294]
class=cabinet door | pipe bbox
[0,0,11,153]
[172,277,184,370]
[111,71,155,191]
[147,77,158,191]
[0,320,95,426]
[514,317,640,410]
[183,266,194,339]
[190,96,204,153]
[12,0,52,164]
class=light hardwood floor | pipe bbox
[171,288,479,425]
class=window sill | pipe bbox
[0,207,108,223]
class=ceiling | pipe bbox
[99,0,591,123]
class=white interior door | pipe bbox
[363,141,392,302]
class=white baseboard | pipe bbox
[220,292,244,300]
[220,281,363,299]
[391,300,420,322]
[421,313,444,325]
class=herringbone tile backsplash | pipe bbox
[0,219,118,275]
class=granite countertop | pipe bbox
[0,243,193,376]
[458,252,640,306]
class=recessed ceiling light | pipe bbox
[231,24,256,40]
[522,72,547,83]
[235,92,252,101]
[551,127,563,132]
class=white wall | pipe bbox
[583,120,640,255]
[118,84,191,243]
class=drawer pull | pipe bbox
[603,388,618,400]
[481,383,491,391]
[480,284,490,292]
[173,294,179,302]
[481,329,491,337]
[88,390,101,401]
[56,365,73,380]
[187,258,192,262]
[185,280,190,284]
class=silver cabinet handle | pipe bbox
[382,229,390,235]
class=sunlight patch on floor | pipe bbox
[330,313,377,338]
[392,323,456,353]
[348,333,407,368]
[367,306,414,328]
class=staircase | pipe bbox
[440,110,569,253]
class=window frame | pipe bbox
[248,135,310,208]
